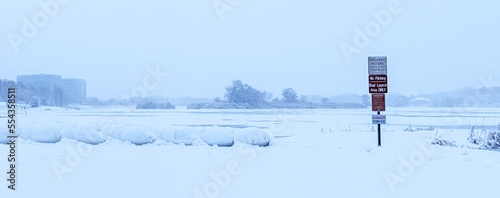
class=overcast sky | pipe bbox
[1,0,499,99]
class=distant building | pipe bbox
[17,74,86,105]
[17,74,61,92]
[61,78,86,104]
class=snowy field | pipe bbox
[1,106,500,197]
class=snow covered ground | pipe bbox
[1,106,499,197]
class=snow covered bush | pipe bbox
[40,97,48,106]
[431,137,457,147]
[404,125,435,132]
[431,131,457,147]
[30,96,39,107]
[136,102,175,109]
[468,126,500,150]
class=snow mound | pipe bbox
[2,122,272,146]
[201,127,234,147]
[234,128,272,146]
[153,127,176,142]
[173,127,204,145]
[61,123,107,145]
[19,123,62,143]
[102,124,156,145]
[0,129,10,144]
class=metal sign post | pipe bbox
[378,111,381,147]
[368,56,387,147]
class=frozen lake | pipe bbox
[2,106,498,145]
[13,106,500,133]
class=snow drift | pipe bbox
[7,122,272,146]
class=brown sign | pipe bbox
[369,75,388,93]
[372,94,386,111]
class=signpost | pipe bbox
[369,75,388,93]
[368,56,387,75]
[372,114,386,125]
[368,56,387,147]
[371,94,385,111]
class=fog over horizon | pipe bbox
[1,0,499,99]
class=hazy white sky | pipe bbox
[1,0,499,99]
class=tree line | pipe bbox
[188,80,366,109]
[3,78,498,109]
[0,79,64,107]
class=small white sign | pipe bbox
[368,56,387,75]
[372,115,387,125]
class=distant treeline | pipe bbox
[2,78,499,109]
[82,97,176,109]
[0,79,64,107]
[0,79,176,109]
[188,80,500,109]
[412,87,500,107]
[136,101,175,109]
[187,101,364,109]
[187,80,367,109]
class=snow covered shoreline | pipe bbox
[1,123,273,147]
[1,107,499,197]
